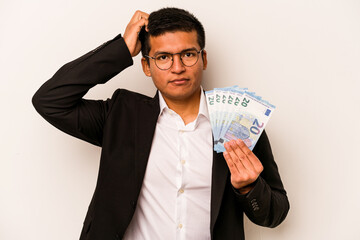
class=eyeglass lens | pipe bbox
[154,50,200,70]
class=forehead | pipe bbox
[148,30,199,54]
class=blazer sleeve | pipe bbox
[32,34,133,146]
[235,131,290,228]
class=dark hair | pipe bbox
[139,7,205,61]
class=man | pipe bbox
[33,7,289,240]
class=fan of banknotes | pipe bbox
[205,86,275,153]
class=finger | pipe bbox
[135,12,149,31]
[236,139,254,159]
[128,14,148,34]
[235,139,263,173]
[134,18,148,34]
[223,150,240,176]
[141,18,149,32]
[130,10,149,23]
[227,140,260,177]
[230,139,255,171]
[224,143,251,189]
[224,141,244,172]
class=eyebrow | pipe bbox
[153,47,199,56]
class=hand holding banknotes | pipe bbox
[205,86,275,194]
[223,139,264,194]
[123,10,149,57]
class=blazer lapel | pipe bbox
[210,150,229,231]
[134,92,160,192]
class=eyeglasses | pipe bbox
[145,49,204,70]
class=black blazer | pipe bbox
[32,34,289,240]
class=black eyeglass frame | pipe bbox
[144,49,204,70]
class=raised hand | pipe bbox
[223,139,264,194]
[123,10,149,57]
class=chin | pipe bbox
[165,89,200,102]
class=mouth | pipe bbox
[169,78,189,85]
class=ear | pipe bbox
[141,57,152,77]
[201,50,208,70]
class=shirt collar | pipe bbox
[158,87,210,121]
[158,91,168,116]
[198,87,210,120]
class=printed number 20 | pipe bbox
[241,98,250,107]
[250,119,264,135]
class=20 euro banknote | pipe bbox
[205,87,275,153]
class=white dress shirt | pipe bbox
[123,89,213,240]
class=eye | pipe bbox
[155,54,171,61]
[182,51,196,58]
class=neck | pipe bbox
[163,90,201,125]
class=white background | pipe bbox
[1,0,360,239]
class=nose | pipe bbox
[171,54,186,73]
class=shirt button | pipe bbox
[181,160,186,165]
[179,130,184,134]
[178,223,183,229]
[179,189,184,194]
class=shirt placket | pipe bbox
[175,119,189,240]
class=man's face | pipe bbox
[141,30,207,103]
